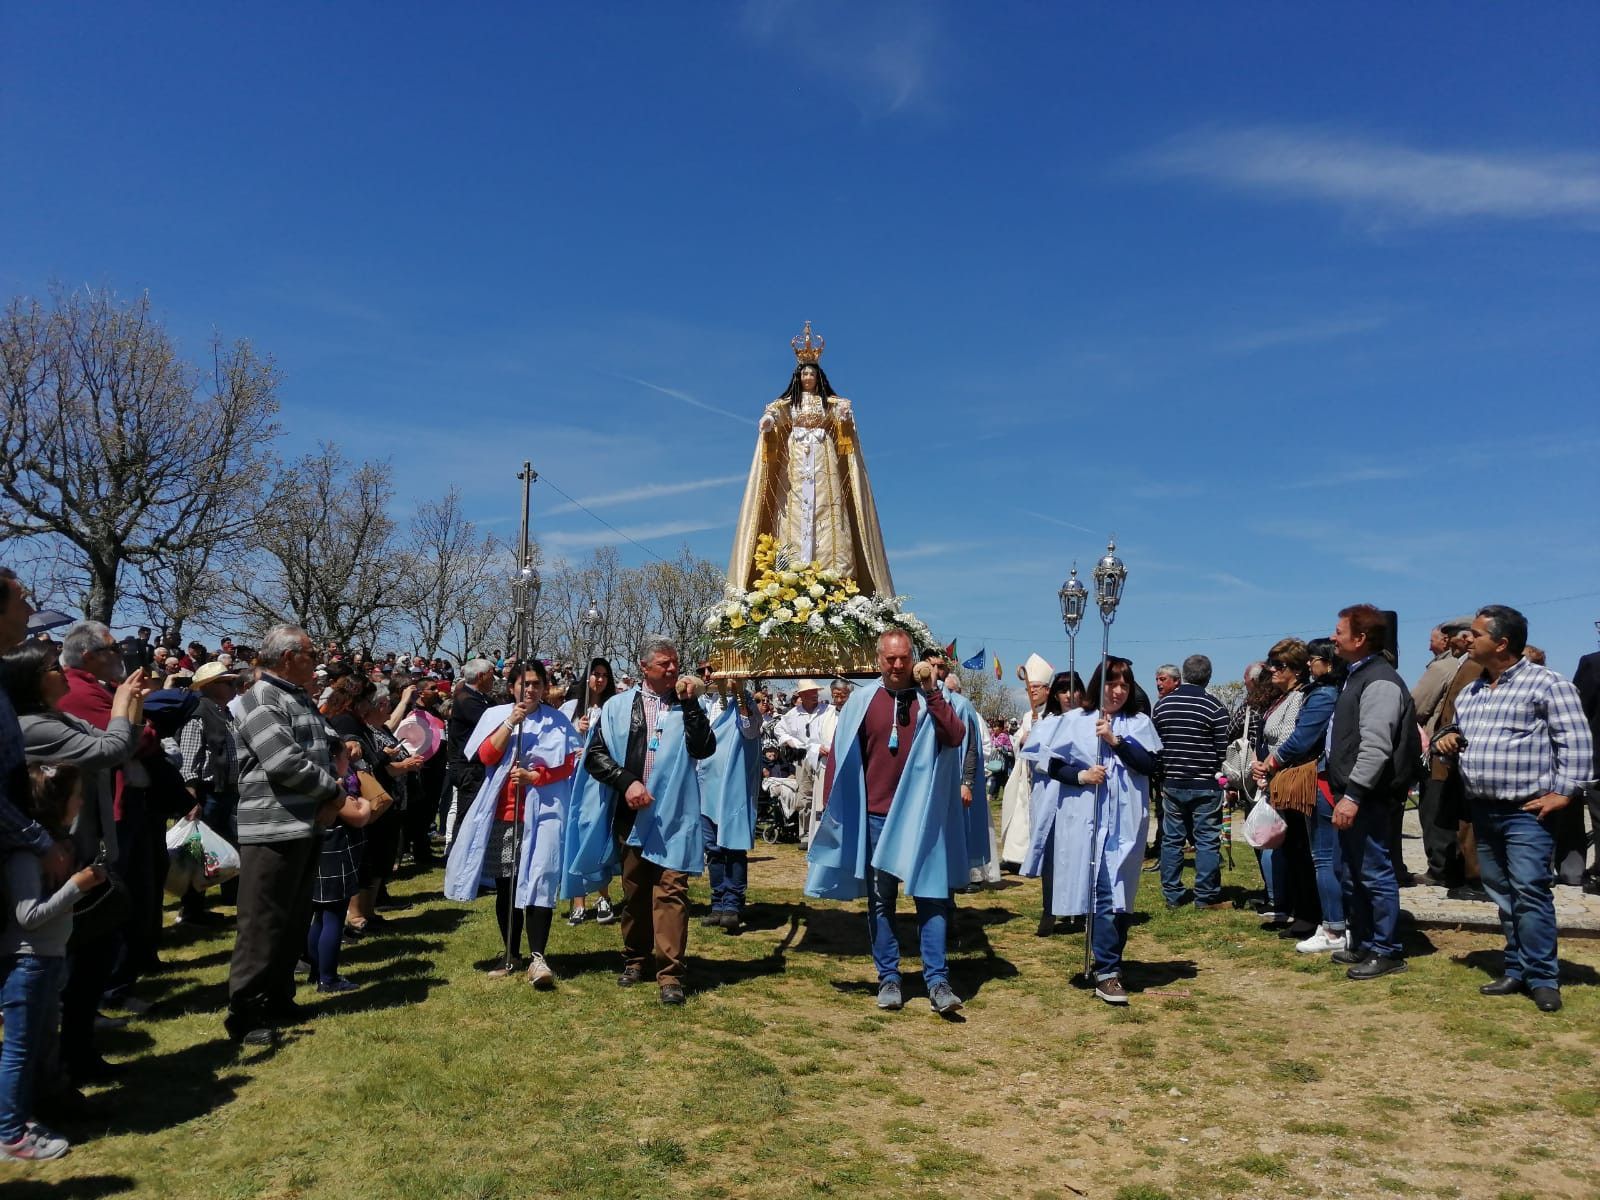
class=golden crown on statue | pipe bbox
[791,320,825,365]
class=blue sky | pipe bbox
[4,3,1598,684]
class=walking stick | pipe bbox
[1084,540,1128,983]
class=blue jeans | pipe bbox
[1159,787,1223,905]
[0,954,65,1142]
[1471,799,1560,991]
[701,815,748,914]
[865,813,949,988]
[1305,793,1347,932]
[1338,798,1401,959]
[1091,885,1133,981]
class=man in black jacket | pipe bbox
[1328,603,1420,981]
[585,638,715,1005]
[1573,631,1600,895]
[446,659,495,838]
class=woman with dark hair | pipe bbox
[1249,639,1321,939]
[558,658,618,925]
[1254,637,1348,953]
[1021,658,1162,1004]
[1224,662,1285,915]
[1026,671,1088,936]
[0,640,143,1084]
[445,659,582,988]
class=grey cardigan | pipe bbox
[20,710,138,864]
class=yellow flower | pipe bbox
[728,614,746,630]
[779,588,797,602]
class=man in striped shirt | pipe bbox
[1152,654,1231,909]
[1444,605,1593,1013]
[226,624,342,1045]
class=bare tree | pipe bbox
[234,443,404,648]
[400,489,505,661]
[952,665,1020,722]
[0,287,279,622]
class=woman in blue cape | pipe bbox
[697,683,761,930]
[444,659,581,988]
[1021,657,1161,1005]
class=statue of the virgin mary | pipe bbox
[727,323,895,597]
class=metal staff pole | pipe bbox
[504,462,540,973]
[1084,538,1128,983]
[1058,563,1087,696]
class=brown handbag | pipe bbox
[1269,759,1320,815]
[356,770,394,817]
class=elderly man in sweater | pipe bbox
[226,624,342,1046]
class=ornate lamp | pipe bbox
[1093,537,1127,625]
[580,599,603,678]
[1058,563,1088,693]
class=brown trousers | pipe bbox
[618,844,689,985]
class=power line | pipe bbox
[532,473,671,565]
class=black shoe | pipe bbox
[1480,975,1524,997]
[270,999,312,1025]
[1280,920,1318,940]
[616,966,644,988]
[1347,956,1407,980]
[1447,884,1491,903]
[1412,871,1447,888]
[67,1056,127,1084]
[719,911,741,933]
[1396,873,1417,889]
[224,1011,277,1046]
[699,913,724,928]
[1531,987,1562,1013]
[659,983,686,1006]
[1330,948,1371,966]
[1036,915,1056,936]
[177,907,226,926]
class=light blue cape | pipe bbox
[945,685,993,874]
[697,690,759,851]
[805,680,967,900]
[1020,708,1161,915]
[443,703,581,908]
[567,687,707,881]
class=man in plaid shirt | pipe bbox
[1438,605,1594,1013]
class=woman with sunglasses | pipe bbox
[1253,639,1348,953]
[1241,643,1331,947]
[1022,658,1160,1004]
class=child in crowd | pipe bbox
[1,764,105,1161]
[306,742,373,995]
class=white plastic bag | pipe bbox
[164,817,241,894]
[1242,795,1288,850]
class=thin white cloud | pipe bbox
[613,374,756,426]
[545,474,747,516]
[887,541,982,562]
[740,0,945,117]
[1135,125,1600,226]
[1221,314,1388,354]
[1017,508,1101,536]
[541,519,727,549]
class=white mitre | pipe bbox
[1023,653,1054,685]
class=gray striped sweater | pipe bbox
[235,674,341,845]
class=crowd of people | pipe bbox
[1,560,1596,1161]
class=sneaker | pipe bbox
[928,982,964,1015]
[316,977,358,994]
[0,1124,70,1161]
[1094,976,1129,1005]
[526,953,556,990]
[594,897,618,925]
[1295,925,1347,954]
[876,980,903,1011]
[567,906,588,926]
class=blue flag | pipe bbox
[961,647,986,671]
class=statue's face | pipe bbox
[800,365,818,390]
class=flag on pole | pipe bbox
[943,639,957,660]
[961,647,986,671]
[994,654,1003,681]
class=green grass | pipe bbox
[17,839,1600,1200]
